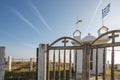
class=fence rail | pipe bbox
[2,57,37,80]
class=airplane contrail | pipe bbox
[30,3,53,32]
[13,9,40,33]
[87,0,103,31]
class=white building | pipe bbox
[72,26,109,75]
[117,64,120,71]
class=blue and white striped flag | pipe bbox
[102,3,111,19]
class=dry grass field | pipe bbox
[90,69,120,80]
[5,61,37,80]
[4,61,120,80]
[4,61,70,80]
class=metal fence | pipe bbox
[44,37,83,80]
[38,30,120,80]
[1,30,120,80]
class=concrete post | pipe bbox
[8,56,12,71]
[0,47,5,80]
[30,58,33,71]
[37,44,47,80]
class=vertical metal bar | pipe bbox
[46,44,49,80]
[53,50,55,80]
[64,49,66,80]
[111,46,115,80]
[95,48,98,80]
[58,50,61,80]
[75,49,77,80]
[90,49,93,61]
[103,48,106,80]
[82,43,90,80]
[86,44,90,80]
[69,50,72,80]
[82,45,86,80]
[36,48,39,80]
[63,38,67,80]
[90,49,93,71]
[108,32,119,80]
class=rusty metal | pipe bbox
[82,43,90,80]
[91,30,120,45]
[86,43,90,80]
[103,48,106,80]
[46,44,49,80]
[91,30,120,80]
[82,44,86,80]
[36,48,39,80]
[92,42,120,48]
[109,34,119,39]
[69,50,72,79]
[44,30,120,80]
[58,50,61,80]
[111,46,115,80]
[95,48,98,80]
[53,50,55,80]
[62,39,68,44]
[90,49,93,61]
[63,49,66,80]
[75,49,77,80]
[63,38,67,80]
[47,37,82,80]
[109,33,118,80]
[49,37,82,47]
[50,46,83,50]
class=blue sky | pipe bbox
[0,0,120,62]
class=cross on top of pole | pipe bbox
[62,39,68,47]
[109,33,119,43]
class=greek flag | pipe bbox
[102,3,111,19]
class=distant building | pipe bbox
[72,26,109,75]
[117,64,120,71]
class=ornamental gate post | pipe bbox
[82,43,90,80]
[86,43,90,80]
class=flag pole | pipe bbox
[102,14,104,26]
[102,10,104,26]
